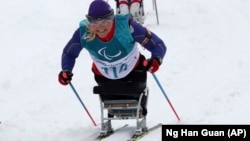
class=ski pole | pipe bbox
[69,82,97,126]
[153,0,160,25]
[152,73,180,121]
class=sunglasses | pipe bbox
[86,9,114,23]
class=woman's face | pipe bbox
[90,20,113,38]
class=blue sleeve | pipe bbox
[130,20,167,60]
[61,28,83,71]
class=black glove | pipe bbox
[58,70,73,85]
[143,57,162,73]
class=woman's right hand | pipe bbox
[58,70,73,85]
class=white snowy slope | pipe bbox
[1,0,250,141]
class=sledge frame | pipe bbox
[93,81,148,132]
[114,0,145,24]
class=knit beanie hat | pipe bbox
[87,0,114,20]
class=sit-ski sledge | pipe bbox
[93,80,149,137]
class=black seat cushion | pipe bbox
[93,81,146,100]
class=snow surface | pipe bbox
[1,0,250,140]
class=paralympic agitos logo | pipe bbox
[98,47,121,60]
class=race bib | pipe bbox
[92,46,139,79]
